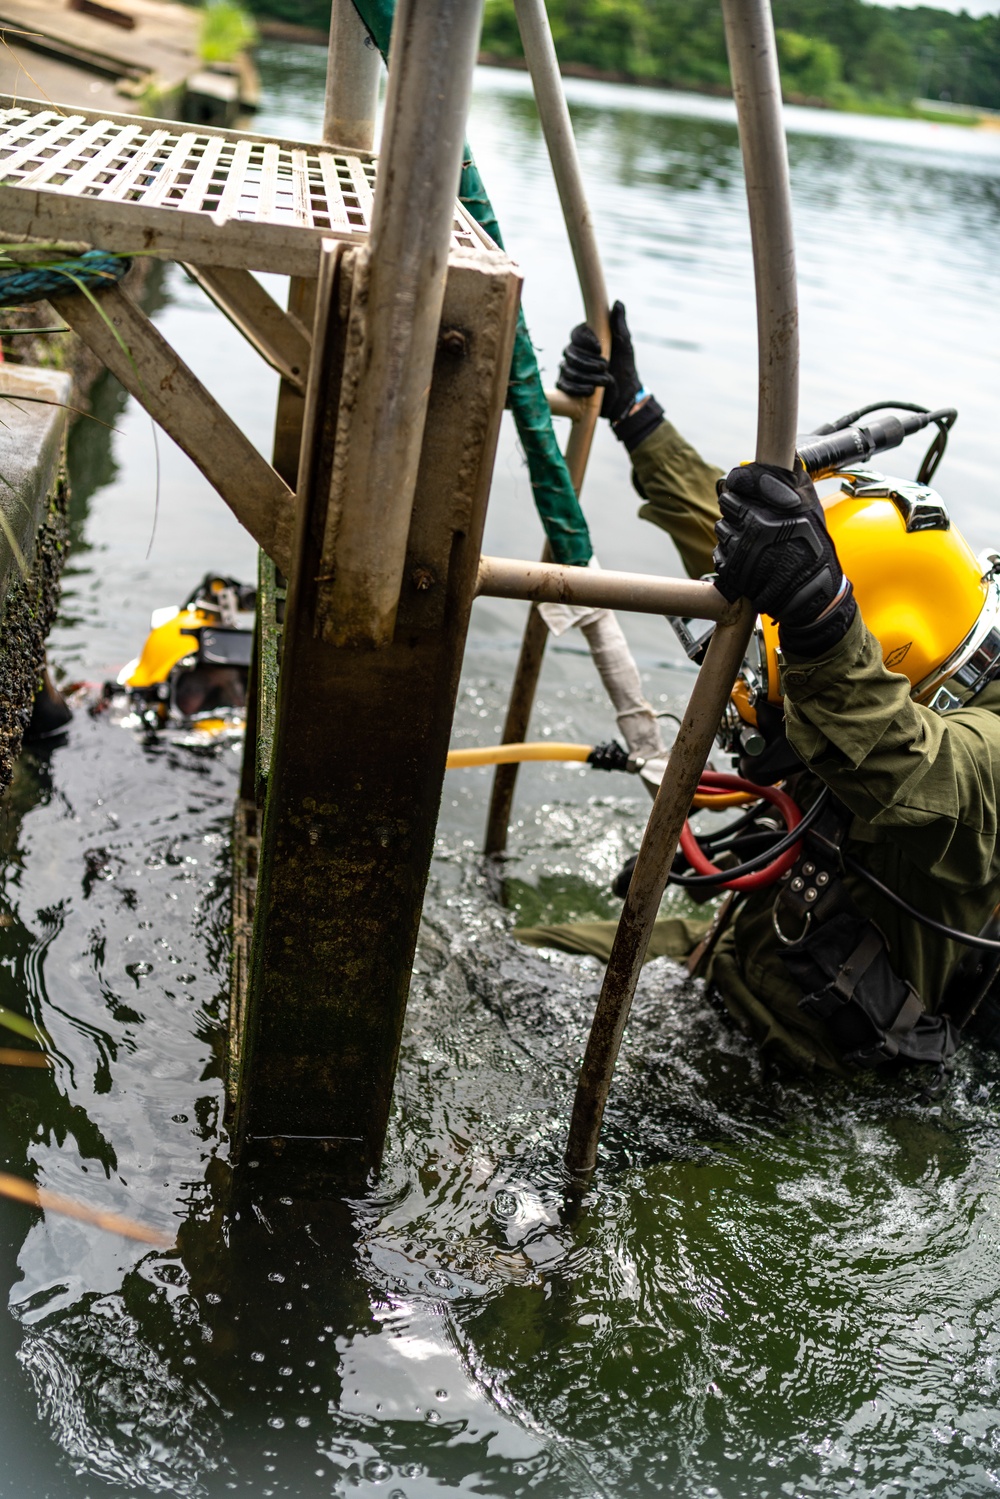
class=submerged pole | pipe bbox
[564,0,799,1177]
[485,0,611,856]
[324,0,381,151]
[513,0,609,488]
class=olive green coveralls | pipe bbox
[515,420,1000,1072]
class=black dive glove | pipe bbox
[713,462,856,656]
[556,300,664,451]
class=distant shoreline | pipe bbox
[255,22,991,129]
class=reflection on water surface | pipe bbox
[0,42,999,1498]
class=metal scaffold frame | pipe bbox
[0,0,797,1186]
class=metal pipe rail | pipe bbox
[564,0,800,1178]
[513,0,609,491]
[324,0,381,151]
[476,556,737,622]
[486,0,632,858]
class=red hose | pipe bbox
[682,771,802,892]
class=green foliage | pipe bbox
[199,1,258,64]
[776,29,842,99]
[239,0,328,27]
[233,0,999,112]
[477,0,1000,111]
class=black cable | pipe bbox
[801,400,957,485]
[697,801,777,849]
[812,399,936,435]
[671,789,831,889]
[844,855,1000,953]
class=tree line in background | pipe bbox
[481,0,1000,111]
[242,0,1000,113]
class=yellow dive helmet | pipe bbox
[736,468,1000,728]
[116,574,255,726]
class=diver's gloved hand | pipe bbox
[556,301,664,452]
[713,462,856,656]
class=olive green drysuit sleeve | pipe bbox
[515,419,1000,1073]
[628,418,723,579]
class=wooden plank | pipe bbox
[182,263,311,392]
[49,283,294,572]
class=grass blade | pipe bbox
[0,1004,49,1045]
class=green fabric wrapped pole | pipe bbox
[350,0,593,566]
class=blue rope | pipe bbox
[0,250,130,309]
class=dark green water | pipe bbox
[1,43,1000,1497]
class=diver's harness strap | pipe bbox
[773,799,958,1068]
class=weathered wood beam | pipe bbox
[229,236,521,1179]
[182,264,311,394]
[49,283,294,572]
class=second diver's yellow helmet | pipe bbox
[738,468,1000,728]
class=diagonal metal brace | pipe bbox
[49,282,295,573]
[181,264,312,395]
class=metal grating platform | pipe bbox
[0,98,493,277]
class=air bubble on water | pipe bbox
[251,1351,265,1362]
[363,1457,392,1482]
[268,1416,285,1429]
[435,1389,447,1400]
[269,1272,285,1283]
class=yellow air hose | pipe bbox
[445,742,758,808]
[446,741,591,768]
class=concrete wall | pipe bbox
[0,366,71,788]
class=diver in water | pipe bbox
[516,304,1000,1075]
[108,573,255,737]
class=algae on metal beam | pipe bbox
[349,0,593,567]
